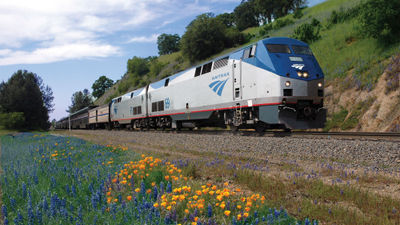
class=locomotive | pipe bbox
[57,37,326,132]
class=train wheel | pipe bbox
[230,125,239,132]
[255,124,265,133]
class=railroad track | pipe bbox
[101,128,400,140]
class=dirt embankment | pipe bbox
[325,54,400,132]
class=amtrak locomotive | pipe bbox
[57,37,326,132]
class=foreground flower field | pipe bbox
[0,133,316,224]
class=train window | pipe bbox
[266,44,291,54]
[201,62,212,74]
[152,102,157,112]
[292,45,313,55]
[194,66,202,77]
[131,92,134,98]
[118,97,122,103]
[213,57,228,70]
[164,78,169,87]
[138,106,142,114]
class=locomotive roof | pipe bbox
[112,37,308,100]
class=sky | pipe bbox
[0,0,326,121]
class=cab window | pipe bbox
[266,44,291,54]
[292,45,313,55]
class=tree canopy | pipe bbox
[92,76,114,99]
[0,70,53,130]
[157,34,181,55]
[181,13,245,63]
[67,89,93,113]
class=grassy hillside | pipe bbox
[96,0,400,131]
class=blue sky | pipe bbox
[0,0,326,121]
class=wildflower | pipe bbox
[237,214,242,220]
[126,196,132,201]
[207,204,212,217]
[224,210,231,216]
[135,188,140,193]
[153,203,159,208]
[237,205,242,209]
[245,207,250,212]
[244,212,249,218]
[224,182,229,186]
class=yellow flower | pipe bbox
[126,196,132,201]
[185,209,189,214]
[153,203,159,207]
[224,210,231,216]
[244,212,249,218]
[237,214,242,220]
[135,188,140,193]
[224,182,229,186]
[237,205,242,209]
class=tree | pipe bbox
[234,0,259,31]
[254,0,276,24]
[181,13,227,62]
[157,34,181,55]
[127,56,150,76]
[358,0,400,43]
[67,89,93,113]
[216,13,235,27]
[0,70,53,129]
[92,76,114,99]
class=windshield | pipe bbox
[292,45,313,55]
[266,44,291,54]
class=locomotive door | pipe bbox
[232,59,242,100]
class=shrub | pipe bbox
[274,18,294,30]
[0,112,25,129]
[324,108,348,131]
[259,23,273,36]
[292,18,322,43]
[293,9,303,19]
[358,0,400,43]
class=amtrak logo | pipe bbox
[165,97,170,109]
[291,64,305,70]
[209,78,229,96]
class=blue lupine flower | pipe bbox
[153,186,158,200]
[22,182,27,197]
[207,204,212,217]
[160,182,165,195]
[137,181,145,196]
[2,205,7,219]
[166,182,172,193]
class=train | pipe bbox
[56,37,326,132]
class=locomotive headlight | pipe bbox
[297,71,302,77]
[303,72,309,78]
[318,82,323,88]
[285,81,291,87]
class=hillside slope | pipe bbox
[96,0,400,131]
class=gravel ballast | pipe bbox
[65,130,400,170]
